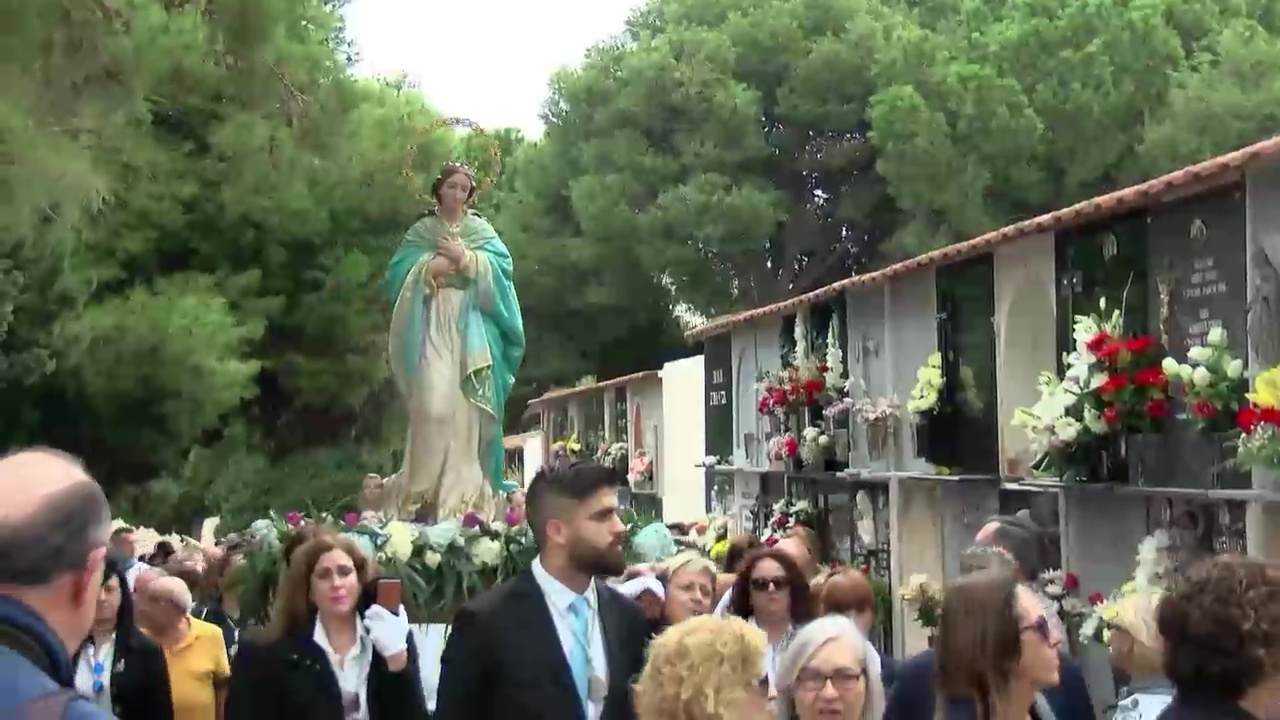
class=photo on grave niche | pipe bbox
[1145,497,1247,571]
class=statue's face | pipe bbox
[437,170,473,212]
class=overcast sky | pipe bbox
[343,0,642,138]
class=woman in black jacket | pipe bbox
[226,533,428,720]
[73,552,174,719]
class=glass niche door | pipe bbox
[935,255,999,475]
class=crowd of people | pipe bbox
[2,446,1279,719]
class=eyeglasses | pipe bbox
[795,668,865,692]
[1021,615,1052,643]
[749,576,789,592]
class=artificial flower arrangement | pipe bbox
[1078,530,1171,677]
[766,433,799,463]
[855,393,901,461]
[550,433,583,463]
[907,353,944,415]
[627,449,655,491]
[756,315,840,421]
[229,504,665,625]
[595,441,630,469]
[899,572,943,631]
[799,426,833,467]
[1236,364,1280,471]
[1161,326,1247,433]
[1012,299,1171,481]
[761,497,815,547]
[1037,569,1091,643]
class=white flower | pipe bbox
[1192,365,1213,388]
[1187,346,1212,364]
[422,549,442,569]
[1227,358,1244,379]
[702,455,720,468]
[1053,417,1081,444]
[468,536,503,567]
[1178,364,1194,383]
[1206,326,1227,348]
[381,521,417,562]
[1161,357,1181,377]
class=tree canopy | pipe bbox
[534,0,1280,313]
[4,0,1279,529]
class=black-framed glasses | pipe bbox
[1021,615,1052,643]
[795,667,865,692]
[749,576,789,592]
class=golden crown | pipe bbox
[441,160,476,176]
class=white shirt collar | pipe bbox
[531,555,598,612]
[312,615,370,661]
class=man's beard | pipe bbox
[567,537,627,578]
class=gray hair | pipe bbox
[775,615,886,720]
[0,477,111,587]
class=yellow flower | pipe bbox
[1247,365,1280,409]
[1100,604,1120,623]
[709,540,729,564]
[382,521,416,562]
[1120,581,1136,595]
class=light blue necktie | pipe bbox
[568,595,591,716]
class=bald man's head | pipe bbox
[0,447,111,587]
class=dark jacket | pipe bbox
[224,616,428,720]
[73,563,174,720]
[883,648,1096,720]
[1156,692,1259,720]
[0,595,113,719]
[434,568,650,720]
[193,600,239,657]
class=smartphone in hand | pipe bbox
[375,578,402,611]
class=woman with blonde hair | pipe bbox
[634,615,772,720]
[775,615,885,720]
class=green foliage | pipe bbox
[534,0,1280,309]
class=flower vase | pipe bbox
[1126,432,1171,487]
[1177,428,1249,490]
[914,411,958,468]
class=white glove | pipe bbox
[362,604,410,658]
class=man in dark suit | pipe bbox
[434,461,650,720]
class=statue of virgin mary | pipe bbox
[382,162,525,520]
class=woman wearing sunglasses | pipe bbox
[74,552,174,719]
[729,548,816,695]
[932,568,1063,720]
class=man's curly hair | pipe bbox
[634,615,766,720]
[1157,554,1280,701]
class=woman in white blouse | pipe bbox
[726,548,816,694]
[225,534,428,720]
[73,553,173,719]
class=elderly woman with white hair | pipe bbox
[138,575,231,720]
[775,615,885,720]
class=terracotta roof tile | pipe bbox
[685,135,1280,340]
[527,369,661,406]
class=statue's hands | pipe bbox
[437,238,466,264]
[428,255,455,278]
